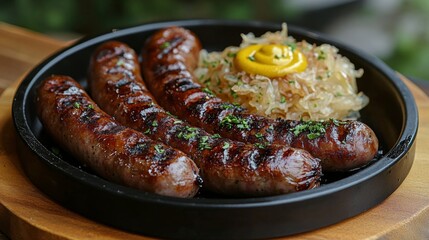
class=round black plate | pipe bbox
[12,20,418,240]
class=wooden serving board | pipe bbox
[0,76,428,240]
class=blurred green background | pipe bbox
[1,0,428,82]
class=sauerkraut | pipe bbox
[194,23,369,121]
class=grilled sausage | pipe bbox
[88,41,321,196]
[141,26,379,172]
[37,75,200,198]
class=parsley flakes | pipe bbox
[160,42,170,49]
[73,102,81,109]
[198,136,212,151]
[220,115,251,131]
[177,126,198,140]
[151,120,158,127]
[254,142,267,149]
[220,103,235,110]
[331,119,348,126]
[255,132,264,140]
[290,120,327,140]
[202,87,214,96]
[212,134,221,139]
[154,144,165,154]
[317,50,326,60]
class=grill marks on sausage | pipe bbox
[49,81,176,162]
[90,41,322,196]
[141,26,379,172]
[164,76,201,93]
[156,37,185,60]
[38,75,201,198]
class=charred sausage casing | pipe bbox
[141,26,379,172]
[88,41,321,196]
[37,75,200,198]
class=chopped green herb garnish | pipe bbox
[211,61,220,68]
[290,120,327,140]
[227,52,237,58]
[87,104,94,109]
[73,102,81,109]
[288,80,295,84]
[307,132,321,140]
[291,124,307,136]
[248,55,255,61]
[255,132,264,139]
[154,144,165,154]
[151,120,158,127]
[230,89,238,99]
[177,126,198,140]
[286,42,297,52]
[173,120,183,125]
[212,133,221,139]
[331,119,347,126]
[317,50,326,60]
[222,142,230,149]
[220,103,235,110]
[160,42,170,49]
[116,59,125,66]
[254,142,266,149]
[280,95,286,104]
[198,136,212,150]
[220,115,251,131]
[202,87,214,96]
[143,129,151,134]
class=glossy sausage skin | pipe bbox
[37,75,200,198]
[141,26,379,172]
[88,41,321,196]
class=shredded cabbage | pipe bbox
[194,23,369,120]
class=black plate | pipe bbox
[12,20,418,240]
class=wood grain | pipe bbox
[0,22,68,94]
[0,85,150,240]
[1,22,429,240]
[1,76,428,240]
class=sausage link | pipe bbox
[88,41,321,196]
[141,26,379,172]
[37,75,200,198]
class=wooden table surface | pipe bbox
[1,21,429,240]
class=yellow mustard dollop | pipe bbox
[234,44,307,78]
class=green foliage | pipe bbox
[0,0,428,80]
[384,0,429,80]
[0,0,286,34]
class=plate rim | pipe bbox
[11,19,419,236]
